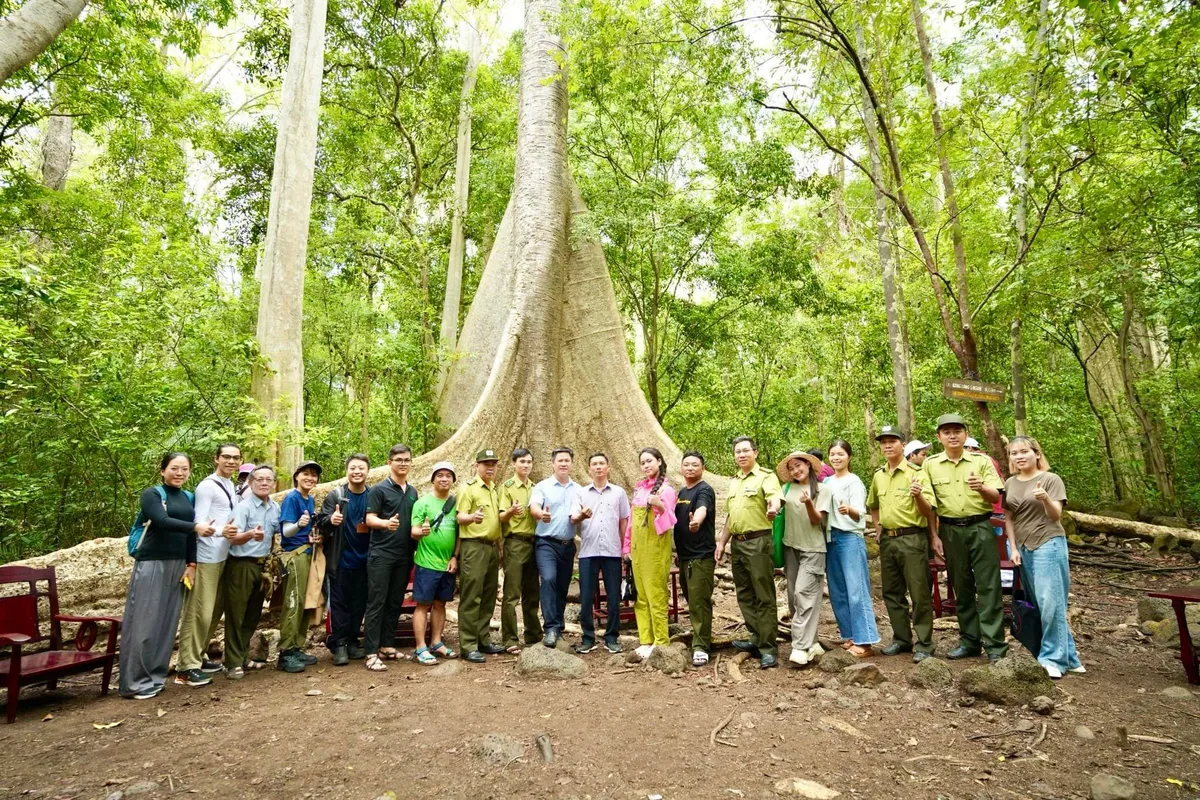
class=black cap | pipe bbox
[293,460,323,478]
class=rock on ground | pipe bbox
[841,662,885,687]
[816,648,857,674]
[11,536,133,618]
[123,781,160,796]
[470,733,526,765]
[1159,686,1194,701]
[908,657,953,690]
[773,778,841,798]
[958,652,1055,706]
[249,629,281,663]
[1030,695,1055,715]
[515,644,588,680]
[646,643,689,675]
[1089,773,1137,800]
[429,660,464,678]
[1075,725,1095,740]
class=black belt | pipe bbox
[882,526,925,537]
[229,555,266,565]
[938,513,993,527]
[732,529,771,541]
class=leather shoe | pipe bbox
[732,640,762,658]
[479,643,506,655]
[988,652,1006,663]
[880,642,913,656]
[913,651,933,663]
[759,653,778,669]
[347,644,366,660]
[946,646,982,660]
[464,650,486,664]
[331,645,349,666]
[543,630,558,648]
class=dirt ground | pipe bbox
[3,552,1199,800]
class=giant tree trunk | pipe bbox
[1118,290,1176,508]
[0,0,87,85]
[436,20,481,399]
[391,0,680,491]
[250,0,327,482]
[856,23,914,435]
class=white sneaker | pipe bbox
[692,650,709,667]
[806,643,826,660]
[1068,665,1087,674]
[1041,663,1063,679]
[635,644,654,660]
[789,649,809,666]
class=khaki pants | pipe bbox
[731,533,778,656]
[501,535,542,648]
[279,549,314,652]
[176,560,225,671]
[783,548,825,652]
[458,538,499,654]
[879,533,934,652]
[679,557,715,653]
[223,557,265,668]
[943,520,1007,658]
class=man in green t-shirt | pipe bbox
[409,461,460,665]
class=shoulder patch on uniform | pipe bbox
[503,478,514,487]
[466,477,478,486]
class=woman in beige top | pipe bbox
[1003,436,1083,679]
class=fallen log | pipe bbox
[1068,511,1200,545]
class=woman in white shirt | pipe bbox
[822,439,879,657]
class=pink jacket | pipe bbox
[622,479,677,555]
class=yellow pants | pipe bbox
[631,507,673,646]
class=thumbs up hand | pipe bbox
[472,509,485,524]
[909,478,923,497]
[195,518,216,537]
[387,513,400,531]
[966,470,984,492]
[297,511,311,528]
[253,524,265,542]
[222,519,239,539]
[1032,479,1048,502]
[330,503,343,526]
[688,511,700,533]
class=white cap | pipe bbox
[904,440,930,458]
[964,437,981,449]
[429,460,456,482]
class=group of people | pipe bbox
[117,412,1082,700]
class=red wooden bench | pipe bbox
[323,566,418,648]
[0,566,120,723]
[592,565,681,625]
[930,520,1021,619]
[1146,587,1200,685]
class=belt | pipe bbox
[461,536,500,545]
[505,531,536,539]
[229,555,267,565]
[732,529,771,541]
[938,513,993,527]
[882,526,925,537]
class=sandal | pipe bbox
[244,660,268,671]
[432,642,459,659]
[692,650,709,667]
[415,647,438,666]
[365,654,388,672]
[848,645,873,658]
[379,648,400,660]
[504,645,522,655]
[840,640,854,651]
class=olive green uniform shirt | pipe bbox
[499,477,536,537]
[923,451,1003,518]
[458,477,502,541]
[726,465,783,534]
[866,460,937,530]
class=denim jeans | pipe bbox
[578,556,622,644]
[1019,536,1082,672]
[825,529,879,645]
[535,537,575,634]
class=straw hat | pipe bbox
[775,450,822,484]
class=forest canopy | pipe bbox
[1,0,1197,560]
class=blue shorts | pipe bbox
[412,565,456,604]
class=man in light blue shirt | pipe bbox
[529,447,582,647]
[222,465,280,679]
[571,453,630,654]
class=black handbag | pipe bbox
[621,560,637,603]
[1009,583,1043,657]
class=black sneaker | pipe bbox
[331,645,349,666]
[295,650,318,665]
[347,644,366,660]
[880,642,912,656]
[277,652,306,673]
[200,659,223,673]
[603,640,622,654]
[174,668,213,687]
[574,640,597,654]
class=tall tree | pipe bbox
[250,0,328,479]
[0,0,88,85]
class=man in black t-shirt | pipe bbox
[673,450,717,667]
[362,444,418,670]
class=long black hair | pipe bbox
[639,447,667,495]
[159,451,192,471]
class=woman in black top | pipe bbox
[119,452,214,699]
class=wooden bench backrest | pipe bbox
[0,566,62,649]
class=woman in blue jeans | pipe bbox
[1003,436,1084,679]
[822,440,879,657]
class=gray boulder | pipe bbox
[515,644,588,680]
[470,733,525,765]
[429,660,464,678]
[816,648,857,674]
[646,643,689,675]
[909,657,953,691]
[958,652,1055,706]
[1089,773,1137,800]
[841,662,885,687]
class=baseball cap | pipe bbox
[935,413,968,430]
[964,437,981,449]
[475,448,499,463]
[875,425,904,441]
[238,463,257,475]
[293,460,322,478]
[904,440,930,458]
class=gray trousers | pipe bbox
[784,547,826,651]
[119,559,186,697]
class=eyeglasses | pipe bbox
[391,458,412,465]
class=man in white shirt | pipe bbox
[174,443,241,687]
[571,453,630,654]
